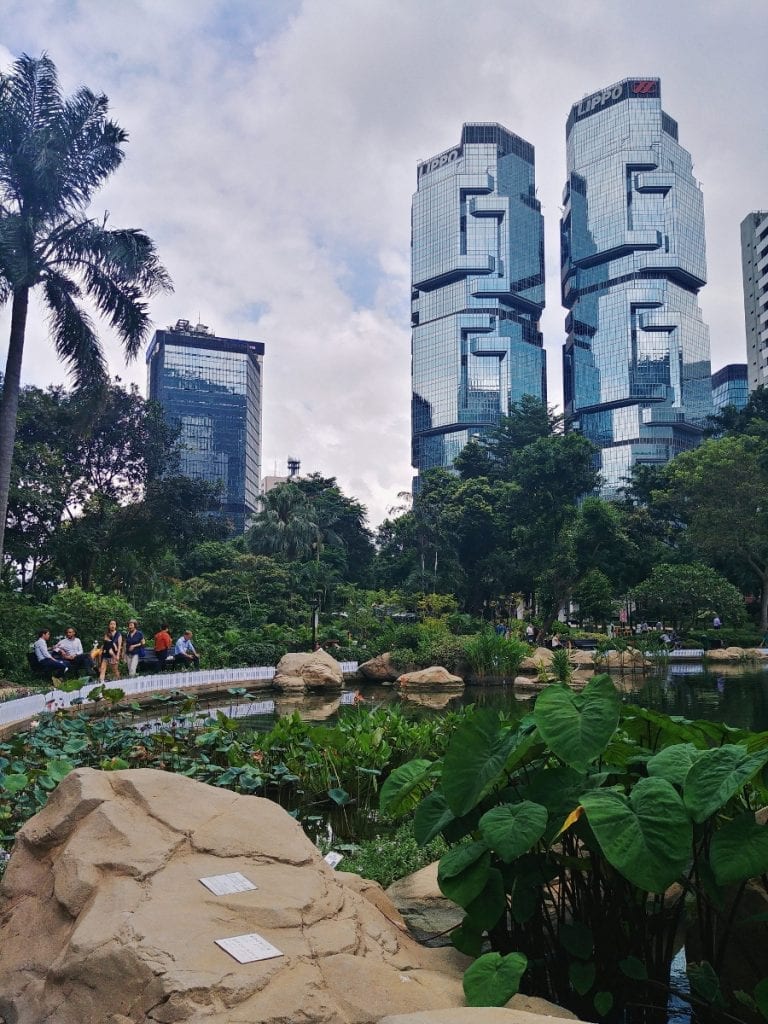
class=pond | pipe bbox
[220,663,768,734]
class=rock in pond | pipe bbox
[273,648,343,691]
[395,666,464,690]
[358,652,400,682]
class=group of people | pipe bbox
[32,622,201,682]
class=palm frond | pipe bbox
[43,271,107,389]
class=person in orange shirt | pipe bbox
[153,624,173,667]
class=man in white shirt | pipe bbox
[174,630,200,669]
[52,627,87,673]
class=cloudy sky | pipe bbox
[0,0,765,525]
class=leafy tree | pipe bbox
[706,384,768,438]
[455,396,563,481]
[247,482,320,562]
[633,563,744,633]
[295,474,375,585]
[0,53,171,565]
[660,434,768,629]
[572,568,614,625]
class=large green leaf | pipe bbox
[709,813,768,886]
[437,841,490,907]
[379,758,433,817]
[560,921,594,960]
[451,919,483,957]
[46,758,75,783]
[647,744,704,787]
[684,745,768,823]
[0,773,29,793]
[479,801,547,863]
[569,961,595,996]
[414,790,455,846]
[442,710,520,816]
[465,867,506,931]
[463,951,528,1007]
[755,977,768,1021]
[579,777,692,892]
[534,675,620,769]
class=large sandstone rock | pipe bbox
[386,861,463,943]
[273,648,343,691]
[567,649,595,667]
[358,652,400,682]
[705,646,746,663]
[0,767,482,1024]
[519,647,554,672]
[395,666,464,690]
[381,1003,578,1023]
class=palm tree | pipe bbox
[0,53,172,563]
[247,483,321,562]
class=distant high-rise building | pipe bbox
[146,319,264,533]
[740,211,768,391]
[561,78,713,495]
[711,363,749,414]
[411,123,546,486]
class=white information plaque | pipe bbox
[324,851,343,869]
[215,932,283,964]
[199,872,257,896]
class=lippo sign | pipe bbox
[568,79,660,131]
[418,146,461,178]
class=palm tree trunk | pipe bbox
[0,287,30,566]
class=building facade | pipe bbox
[561,78,713,495]
[740,211,768,391]
[411,123,546,484]
[711,363,749,414]
[146,320,264,533]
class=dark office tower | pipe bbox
[561,79,713,495]
[740,211,768,391]
[147,319,264,533]
[411,123,546,485]
[711,363,748,414]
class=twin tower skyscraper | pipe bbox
[411,78,713,495]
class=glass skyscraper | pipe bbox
[146,320,264,533]
[561,78,713,495]
[711,363,749,414]
[740,211,768,391]
[411,123,546,484]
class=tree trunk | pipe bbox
[0,287,30,566]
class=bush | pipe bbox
[337,820,448,889]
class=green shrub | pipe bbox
[337,820,448,889]
[463,630,527,677]
[381,679,768,1020]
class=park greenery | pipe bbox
[381,676,768,1022]
[2,385,768,685]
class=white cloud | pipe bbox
[1,0,766,525]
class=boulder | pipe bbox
[400,690,457,709]
[358,652,400,682]
[395,666,464,690]
[598,647,650,670]
[705,646,745,663]
[381,1002,578,1023]
[386,861,463,942]
[567,648,595,667]
[519,647,554,672]
[273,648,343,691]
[0,767,478,1024]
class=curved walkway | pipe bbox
[0,662,359,731]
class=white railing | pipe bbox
[0,661,359,731]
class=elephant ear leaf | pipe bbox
[463,952,528,1007]
[579,777,692,892]
[379,759,434,817]
[533,675,619,770]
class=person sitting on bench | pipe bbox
[33,629,69,678]
[174,630,200,669]
[52,627,88,673]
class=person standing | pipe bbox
[174,630,200,669]
[153,623,173,666]
[52,627,87,673]
[124,620,145,677]
[33,629,68,678]
[99,620,123,683]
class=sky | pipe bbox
[0,0,765,527]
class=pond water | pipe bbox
[217,663,768,733]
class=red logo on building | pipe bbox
[632,81,657,94]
